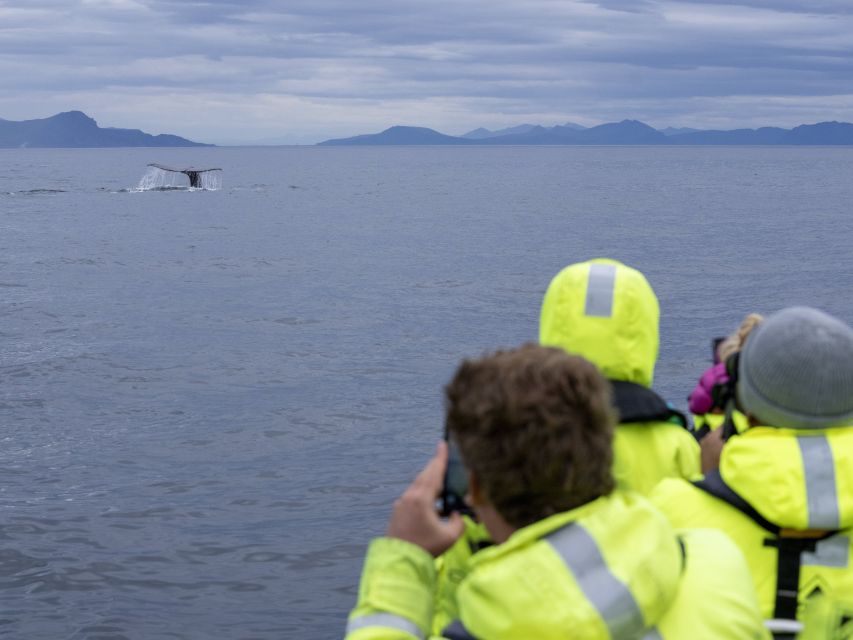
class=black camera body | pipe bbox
[440,436,472,517]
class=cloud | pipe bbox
[1,0,852,142]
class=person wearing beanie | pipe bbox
[539,258,700,495]
[651,306,853,636]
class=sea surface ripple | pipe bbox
[1,146,852,638]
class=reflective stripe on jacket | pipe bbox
[651,426,853,622]
[346,490,767,639]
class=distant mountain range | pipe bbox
[461,122,585,139]
[7,111,852,148]
[0,111,211,148]
[319,120,853,146]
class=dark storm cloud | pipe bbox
[1,0,852,142]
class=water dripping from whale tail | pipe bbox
[135,164,222,191]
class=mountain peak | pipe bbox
[614,119,656,129]
[461,124,538,140]
[52,110,98,126]
[383,125,436,134]
[0,111,210,148]
[319,125,471,146]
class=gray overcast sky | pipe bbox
[2,0,853,144]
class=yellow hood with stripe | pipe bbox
[539,259,659,387]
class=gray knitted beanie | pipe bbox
[737,306,853,429]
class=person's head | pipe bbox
[736,306,853,430]
[539,259,659,387]
[717,312,764,363]
[690,312,764,415]
[445,343,616,530]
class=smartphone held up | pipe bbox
[440,436,472,517]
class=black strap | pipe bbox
[692,423,711,442]
[609,380,688,428]
[693,470,780,534]
[694,471,840,627]
[763,537,820,622]
[720,401,739,441]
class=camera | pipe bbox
[440,435,472,517]
[711,336,726,363]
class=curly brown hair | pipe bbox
[445,343,616,529]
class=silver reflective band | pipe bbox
[546,522,647,638]
[642,628,664,640]
[802,534,850,568]
[584,263,617,317]
[346,613,423,639]
[765,619,804,634]
[798,436,840,529]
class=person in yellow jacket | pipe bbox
[428,258,703,631]
[346,344,767,639]
[651,306,853,637]
[539,258,700,495]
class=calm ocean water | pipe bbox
[1,146,852,638]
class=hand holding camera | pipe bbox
[385,441,465,557]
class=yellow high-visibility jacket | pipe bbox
[692,410,750,437]
[651,426,853,625]
[431,516,490,635]
[540,258,700,494]
[345,491,768,639]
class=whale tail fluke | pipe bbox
[147,163,222,188]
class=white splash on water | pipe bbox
[133,166,222,191]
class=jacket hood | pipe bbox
[721,426,853,530]
[539,259,659,387]
[461,491,682,636]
